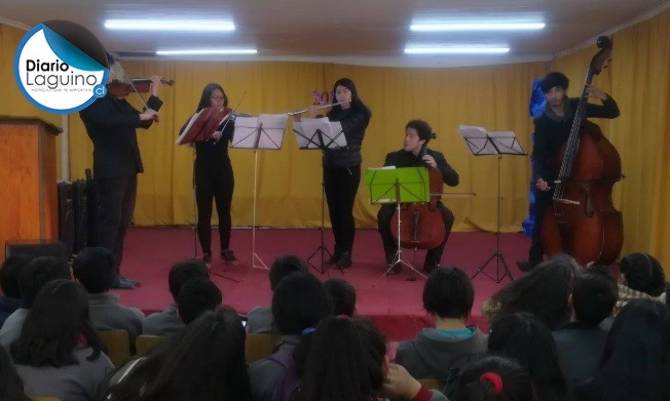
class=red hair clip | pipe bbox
[480,372,504,395]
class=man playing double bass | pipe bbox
[518,72,620,271]
[377,119,459,273]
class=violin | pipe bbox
[107,78,174,97]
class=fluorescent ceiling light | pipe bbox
[156,48,258,56]
[404,45,510,54]
[410,22,545,32]
[104,19,235,32]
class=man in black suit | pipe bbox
[377,119,459,273]
[79,61,163,289]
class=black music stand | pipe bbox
[293,117,347,274]
[459,126,527,283]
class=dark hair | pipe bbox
[572,269,617,326]
[453,355,534,401]
[578,300,670,401]
[18,256,71,308]
[487,258,575,330]
[269,255,309,291]
[11,280,103,367]
[104,307,251,401]
[541,72,569,93]
[423,266,474,319]
[300,317,386,401]
[196,83,228,111]
[620,253,666,297]
[324,278,357,317]
[177,278,222,324]
[272,272,332,335]
[0,255,33,299]
[168,259,209,301]
[327,78,372,120]
[488,312,567,401]
[406,119,435,144]
[72,247,116,294]
[0,346,30,401]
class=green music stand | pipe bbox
[365,166,430,277]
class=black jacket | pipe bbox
[80,94,163,178]
[532,96,619,182]
[384,148,459,187]
[323,107,370,168]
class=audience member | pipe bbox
[176,278,222,324]
[0,255,32,327]
[323,278,356,317]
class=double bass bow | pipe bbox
[540,36,623,265]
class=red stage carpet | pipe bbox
[115,227,529,340]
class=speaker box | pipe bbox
[4,240,69,259]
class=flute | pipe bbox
[288,101,346,116]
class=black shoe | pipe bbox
[517,260,534,272]
[326,251,342,265]
[335,252,352,269]
[423,262,438,274]
[221,249,237,264]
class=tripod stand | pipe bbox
[459,126,526,283]
[293,118,347,274]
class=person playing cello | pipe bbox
[377,119,459,273]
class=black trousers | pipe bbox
[96,175,137,274]
[195,160,234,255]
[377,202,455,268]
[324,165,361,255]
[528,189,554,267]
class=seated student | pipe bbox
[11,280,113,401]
[396,267,487,383]
[0,256,70,347]
[102,307,251,401]
[323,278,357,317]
[616,253,667,311]
[574,299,670,401]
[553,268,617,388]
[247,255,309,334]
[176,278,223,324]
[482,257,575,330]
[249,272,332,401]
[0,255,32,327]
[1,345,30,401]
[142,259,209,336]
[450,355,534,401]
[488,312,569,401]
[73,247,145,340]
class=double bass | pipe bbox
[390,139,447,250]
[540,36,623,265]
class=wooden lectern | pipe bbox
[0,116,62,261]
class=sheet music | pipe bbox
[232,114,287,150]
[489,131,526,155]
[293,117,347,149]
[458,125,497,155]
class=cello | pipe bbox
[540,36,623,265]
[390,138,448,250]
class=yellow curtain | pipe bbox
[63,60,547,231]
[3,9,670,274]
[551,9,670,272]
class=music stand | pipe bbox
[366,166,430,278]
[459,125,527,283]
[232,114,288,270]
[293,117,347,274]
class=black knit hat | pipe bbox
[541,72,569,93]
